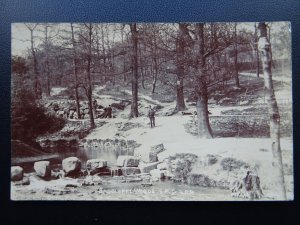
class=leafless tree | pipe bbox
[24,23,41,98]
[258,22,286,200]
[129,23,139,118]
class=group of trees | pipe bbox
[11,56,65,145]
[12,22,290,136]
[12,22,263,132]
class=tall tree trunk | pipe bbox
[123,55,127,83]
[130,23,139,118]
[151,57,158,94]
[141,67,145,89]
[195,23,213,138]
[258,22,286,200]
[86,24,95,128]
[71,23,81,119]
[234,23,240,87]
[139,42,146,89]
[28,27,41,98]
[255,23,260,78]
[44,53,51,97]
[175,23,187,111]
[43,25,51,97]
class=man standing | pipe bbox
[148,105,155,128]
[107,105,112,118]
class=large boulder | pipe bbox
[86,159,108,175]
[136,144,165,163]
[11,166,23,181]
[168,154,198,180]
[62,157,81,176]
[186,173,216,187]
[138,162,160,173]
[34,161,51,178]
[150,169,165,179]
[116,155,139,167]
[231,170,263,199]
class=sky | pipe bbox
[11,22,290,57]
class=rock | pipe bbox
[157,151,171,162]
[65,184,78,188]
[82,175,103,186]
[231,171,263,199]
[137,144,165,163]
[116,155,139,167]
[138,162,160,173]
[122,177,143,183]
[51,169,65,179]
[94,167,111,176]
[13,177,30,185]
[44,187,71,195]
[157,162,168,170]
[220,157,248,171]
[150,169,165,179]
[161,169,174,178]
[11,166,23,181]
[62,157,81,176]
[168,154,197,180]
[86,159,108,174]
[121,167,141,176]
[206,154,218,166]
[186,173,215,187]
[141,182,153,187]
[34,161,51,178]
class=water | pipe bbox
[46,138,135,168]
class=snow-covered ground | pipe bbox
[84,85,293,200]
[50,87,67,96]
[13,77,293,201]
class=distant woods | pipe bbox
[12,22,291,136]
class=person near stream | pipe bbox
[106,105,112,118]
[148,105,155,128]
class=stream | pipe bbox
[13,138,236,201]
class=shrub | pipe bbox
[12,89,66,144]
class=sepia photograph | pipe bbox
[10,22,293,201]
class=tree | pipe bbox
[25,23,42,98]
[233,23,240,87]
[70,23,82,119]
[175,23,188,111]
[254,23,260,77]
[129,23,139,118]
[194,23,213,138]
[84,23,96,128]
[11,57,65,145]
[39,23,57,96]
[258,22,286,200]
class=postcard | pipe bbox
[11,22,293,201]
